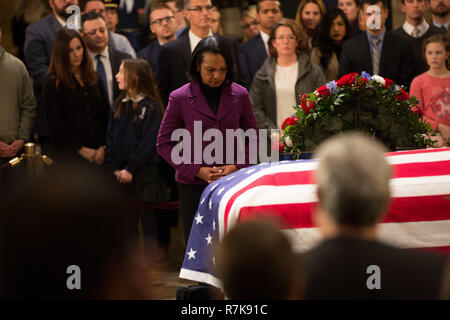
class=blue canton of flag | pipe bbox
[179,161,297,287]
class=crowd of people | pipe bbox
[0,0,449,299]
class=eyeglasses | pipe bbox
[186,5,214,12]
[275,35,297,41]
[150,16,175,25]
[243,20,259,29]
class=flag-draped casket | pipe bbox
[180,148,450,288]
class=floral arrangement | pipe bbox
[279,72,435,157]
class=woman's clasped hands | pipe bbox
[197,165,238,184]
[78,146,106,165]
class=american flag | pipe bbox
[179,148,450,288]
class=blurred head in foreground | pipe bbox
[0,166,152,299]
[215,219,304,299]
[313,132,391,239]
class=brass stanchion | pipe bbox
[7,142,54,179]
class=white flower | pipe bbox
[285,135,293,147]
[372,75,385,86]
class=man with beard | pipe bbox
[138,3,177,76]
[429,0,450,29]
[24,0,79,155]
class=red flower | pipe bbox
[384,78,394,88]
[411,107,424,117]
[279,143,285,153]
[317,85,330,98]
[360,78,368,86]
[281,116,299,130]
[301,100,311,114]
[337,72,358,87]
[395,88,409,101]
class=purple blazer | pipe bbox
[157,80,258,184]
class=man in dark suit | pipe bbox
[239,0,283,87]
[81,12,131,108]
[303,132,450,299]
[138,2,177,76]
[393,0,445,77]
[157,0,244,106]
[23,0,79,153]
[339,0,415,87]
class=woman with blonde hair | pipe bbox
[295,0,326,51]
[211,7,224,35]
[241,7,260,42]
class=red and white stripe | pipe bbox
[218,148,450,254]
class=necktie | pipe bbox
[371,38,381,76]
[96,54,107,94]
[411,28,420,38]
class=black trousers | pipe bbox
[177,182,208,244]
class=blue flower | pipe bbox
[361,71,372,80]
[326,81,338,94]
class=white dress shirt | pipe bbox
[402,20,429,38]
[55,14,67,28]
[260,30,270,55]
[88,47,114,106]
[189,29,213,53]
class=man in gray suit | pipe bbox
[24,0,79,153]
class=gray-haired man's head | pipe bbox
[314,132,391,227]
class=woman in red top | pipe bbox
[410,34,450,147]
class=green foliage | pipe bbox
[280,74,436,158]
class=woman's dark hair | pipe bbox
[268,18,307,58]
[316,8,351,69]
[47,27,97,90]
[114,58,165,120]
[188,36,236,83]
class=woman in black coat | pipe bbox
[43,28,109,164]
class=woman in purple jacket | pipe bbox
[157,36,258,243]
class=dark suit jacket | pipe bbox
[339,31,415,87]
[137,39,161,76]
[157,32,244,107]
[304,236,447,299]
[108,48,131,104]
[24,14,62,135]
[239,33,268,87]
[392,25,445,77]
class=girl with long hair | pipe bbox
[43,27,109,164]
[108,58,167,200]
[108,59,170,259]
[410,34,450,147]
